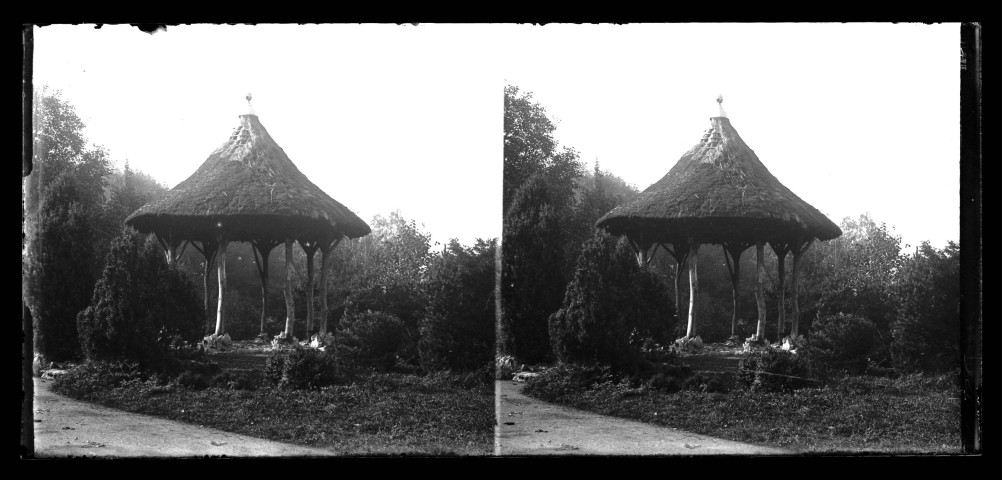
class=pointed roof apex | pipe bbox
[244,92,256,116]
[716,95,727,118]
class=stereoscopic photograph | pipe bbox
[22,22,977,458]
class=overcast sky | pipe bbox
[33,23,959,249]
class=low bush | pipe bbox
[737,349,818,392]
[51,360,147,398]
[264,347,352,390]
[810,313,886,374]
[521,363,619,401]
[338,310,412,371]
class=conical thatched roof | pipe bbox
[126,113,371,242]
[596,115,841,245]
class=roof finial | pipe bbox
[245,92,256,116]
[717,95,727,118]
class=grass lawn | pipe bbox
[522,346,962,454]
[51,352,494,456]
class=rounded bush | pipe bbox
[263,347,352,390]
[338,310,410,371]
[737,349,817,392]
[810,313,885,374]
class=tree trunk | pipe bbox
[283,239,295,338]
[214,240,228,336]
[686,242,700,338]
[754,242,767,340]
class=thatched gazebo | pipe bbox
[126,96,370,340]
[596,97,841,343]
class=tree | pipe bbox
[890,241,960,372]
[419,238,497,372]
[548,232,672,368]
[25,89,113,362]
[504,85,557,214]
[500,174,571,363]
[77,229,204,367]
[795,213,904,336]
[29,176,98,361]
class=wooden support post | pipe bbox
[294,240,318,338]
[283,239,296,338]
[771,241,792,342]
[662,242,690,333]
[191,239,217,334]
[214,240,228,336]
[790,239,813,337]
[686,242,700,338]
[754,242,767,340]
[250,240,279,336]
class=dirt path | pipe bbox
[30,376,336,458]
[495,380,788,456]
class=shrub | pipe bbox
[76,229,204,368]
[419,239,496,372]
[51,360,146,398]
[809,313,885,374]
[548,232,673,369]
[890,242,960,373]
[521,363,619,401]
[264,347,352,390]
[338,310,411,371]
[737,349,817,392]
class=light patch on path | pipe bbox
[495,380,789,456]
[31,377,336,458]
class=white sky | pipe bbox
[33,23,959,250]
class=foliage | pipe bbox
[799,214,904,335]
[29,177,99,361]
[500,174,570,363]
[737,349,818,392]
[76,229,205,368]
[338,310,413,371]
[419,239,496,372]
[503,85,558,214]
[519,365,960,453]
[890,242,960,373]
[53,366,494,455]
[263,347,352,390]
[220,289,267,341]
[810,313,886,374]
[564,163,640,275]
[548,232,673,368]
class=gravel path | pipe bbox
[495,380,789,456]
[30,376,336,458]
